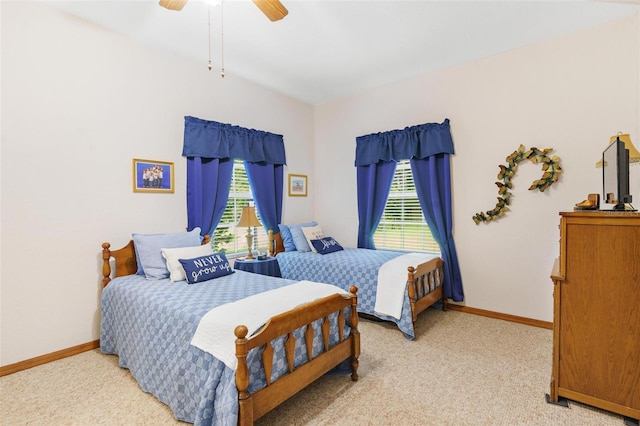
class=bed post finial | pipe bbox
[101,242,112,287]
[235,325,253,425]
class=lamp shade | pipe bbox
[237,206,261,228]
[596,133,640,167]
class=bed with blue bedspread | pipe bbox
[269,227,445,340]
[100,236,359,426]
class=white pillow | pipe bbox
[301,225,324,253]
[161,244,214,282]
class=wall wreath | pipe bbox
[472,144,562,224]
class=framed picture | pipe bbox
[132,159,174,193]
[288,174,308,197]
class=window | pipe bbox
[373,160,440,253]
[213,160,268,255]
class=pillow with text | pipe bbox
[179,252,234,284]
[310,237,344,255]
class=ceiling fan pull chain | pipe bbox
[208,3,213,71]
[220,0,225,78]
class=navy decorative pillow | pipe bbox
[178,252,234,284]
[310,237,344,255]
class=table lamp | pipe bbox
[596,133,640,167]
[237,206,261,260]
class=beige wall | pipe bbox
[0,2,315,366]
[314,13,639,321]
[1,2,638,366]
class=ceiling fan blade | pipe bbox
[159,0,188,11]
[252,0,288,22]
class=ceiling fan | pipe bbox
[159,0,288,22]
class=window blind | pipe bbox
[374,160,440,253]
[214,160,268,254]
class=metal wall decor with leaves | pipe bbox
[472,145,562,224]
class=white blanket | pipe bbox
[190,281,349,370]
[374,253,438,320]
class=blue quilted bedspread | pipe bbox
[100,270,350,425]
[276,248,423,340]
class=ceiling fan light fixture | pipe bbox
[252,0,288,22]
[159,0,188,11]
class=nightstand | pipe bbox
[234,257,281,278]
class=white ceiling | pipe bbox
[48,0,639,105]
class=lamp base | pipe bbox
[245,229,254,260]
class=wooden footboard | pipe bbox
[268,228,445,337]
[235,286,359,425]
[407,257,445,328]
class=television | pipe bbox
[602,137,632,210]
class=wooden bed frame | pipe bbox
[268,230,446,333]
[407,257,445,327]
[101,237,360,425]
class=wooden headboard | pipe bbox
[267,229,284,256]
[101,235,211,288]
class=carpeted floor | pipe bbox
[0,309,627,425]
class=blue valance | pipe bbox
[355,119,453,166]
[182,116,286,165]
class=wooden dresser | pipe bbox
[549,211,640,420]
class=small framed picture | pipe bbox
[288,174,308,197]
[132,159,174,193]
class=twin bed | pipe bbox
[268,227,446,340]
[100,234,359,425]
